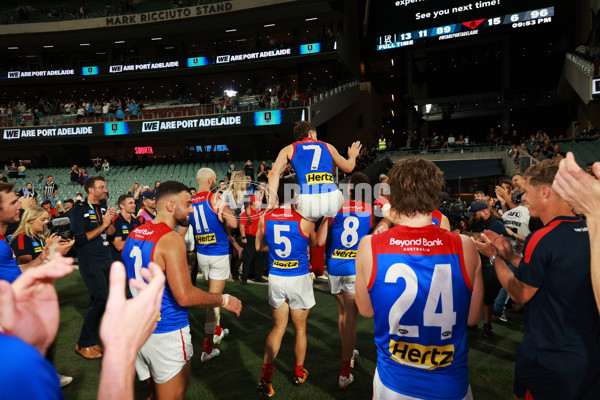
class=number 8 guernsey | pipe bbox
[327,200,373,277]
[369,224,473,399]
[190,192,229,256]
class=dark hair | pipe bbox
[501,180,512,187]
[155,181,189,203]
[0,182,15,210]
[47,175,52,178]
[525,158,559,187]
[388,157,445,217]
[84,176,106,194]
[474,190,485,196]
[348,172,371,201]
[293,120,316,141]
[117,194,133,206]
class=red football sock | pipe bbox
[294,364,304,377]
[214,325,222,336]
[203,339,213,354]
[261,363,274,381]
[341,360,351,378]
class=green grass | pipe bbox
[54,271,523,399]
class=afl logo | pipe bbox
[308,44,313,51]
[87,67,93,73]
[264,112,272,123]
[442,331,451,337]
[398,329,408,335]
[111,123,118,134]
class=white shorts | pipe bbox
[197,253,230,280]
[373,369,473,400]
[328,275,356,295]
[296,189,344,222]
[135,325,193,384]
[268,273,316,310]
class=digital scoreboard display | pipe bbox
[373,0,555,51]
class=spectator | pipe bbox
[56,199,74,218]
[17,182,37,198]
[102,159,110,173]
[41,200,57,218]
[136,191,156,224]
[78,167,89,185]
[256,161,269,183]
[240,195,264,284]
[37,174,46,186]
[269,92,279,109]
[221,172,248,281]
[244,160,255,179]
[17,162,26,179]
[226,163,237,183]
[116,107,125,121]
[93,157,102,172]
[0,172,7,182]
[68,165,80,185]
[291,90,300,107]
[460,200,505,338]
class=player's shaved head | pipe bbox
[196,168,216,186]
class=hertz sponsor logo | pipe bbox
[306,172,333,185]
[273,260,299,269]
[332,249,356,259]
[195,233,216,244]
[389,340,454,370]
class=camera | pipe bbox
[439,197,467,230]
[46,217,73,240]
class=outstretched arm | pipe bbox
[327,142,361,173]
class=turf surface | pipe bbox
[54,270,524,399]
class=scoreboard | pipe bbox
[372,0,556,51]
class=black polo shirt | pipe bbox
[109,213,142,261]
[11,233,44,261]
[70,200,112,261]
[515,215,600,375]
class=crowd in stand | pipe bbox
[0,82,310,127]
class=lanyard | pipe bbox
[87,200,103,228]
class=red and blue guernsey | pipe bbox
[290,138,337,194]
[431,209,443,228]
[264,207,309,277]
[0,235,20,283]
[191,192,228,256]
[123,222,188,334]
[368,224,472,400]
[327,200,372,276]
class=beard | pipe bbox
[175,215,190,227]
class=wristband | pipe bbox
[241,236,247,240]
[221,294,230,308]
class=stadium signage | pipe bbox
[7,69,75,79]
[105,3,233,26]
[216,48,292,64]
[2,126,93,140]
[109,61,179,74]
[141,116,242,133]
